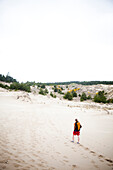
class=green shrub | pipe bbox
[39,88,45,95]
[41,84,45,89]
[37,84,40,87]
[63,92,73,100]
[9,82,31,92]
[54,87,58,92]
[87,95,92,100]
[94,91,106,103]
[50,92,56,98]
[44,88,48,94]
[0,83,9,89]
[61,87,64,90]
[54,95,56,98]
[39,88,48,95]
[72,90,77,97]
[50,92,53,97]
[107,98,113,103]
[80,92,87,101]
[58,89,64,94]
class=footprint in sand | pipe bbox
[79,144,113,167]
[79,144,89,151]
[105,158,113,169]
[90,150,96,156]
[105,158,113,163]
[84,147,89,151]
[90,150,95,154]
[98,154,104,158]
[72,164,77,169]
[98,154,113,166]
[63,159,69,163]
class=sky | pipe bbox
[0,0,113,83]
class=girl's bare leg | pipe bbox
[72,134,74,141]
[78,136,80,143]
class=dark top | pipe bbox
[74,122,78,131]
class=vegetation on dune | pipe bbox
[0,82,31,92]
[0,73,113,103]
[80,92,92,101]
[80,92,87,101]
[53,85,64,94]
[54,85,58,92]
[41,84,45,89]
[87,95,92,100]
[63,88,78,100]
[63,92,73,100]
[50,92,56,98]
[39,88,45,95]
[72,90,77,97]
[107,98,113,103]
[39,88,48,95]
[79,91,113,103]
[0,83,9,89]
[94,91,107,103]
[0,73,17,83]
[0,74,31,92]
[9,82,31,92]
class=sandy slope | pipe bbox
[0,91,113,170]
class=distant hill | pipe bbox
[45,81,113,86]
[0,73,113,85]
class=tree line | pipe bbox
[1,73,113,86]
[0,74,17,83]
[0,74,30,92]
[46,81,113,86]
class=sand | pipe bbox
[0,90,113,170]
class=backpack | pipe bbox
[75,122,82,131]
[77,122,81,130]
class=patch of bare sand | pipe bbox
[0,92,113,170]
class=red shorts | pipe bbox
[73,131,80,136]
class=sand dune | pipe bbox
[0,91,113,170]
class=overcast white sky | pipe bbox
[0,0,113,83]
